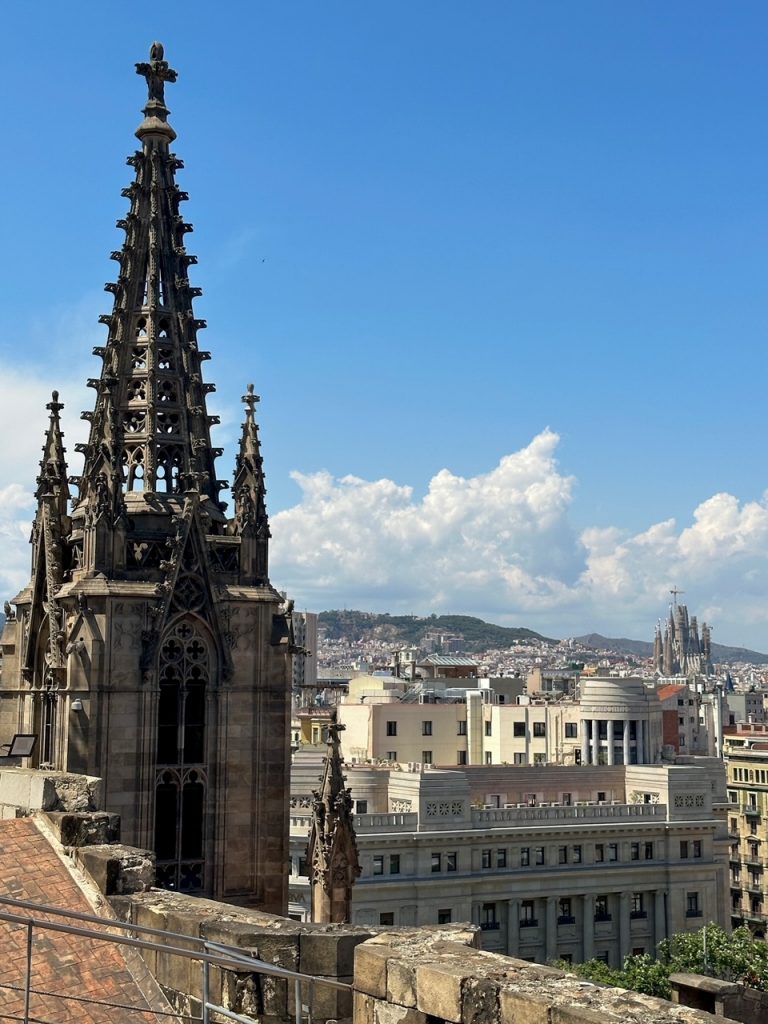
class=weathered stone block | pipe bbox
[354,990,376,1024]
[354,942,392,1000]
[463,977,500,1024]
[415,960,467,1023]
[375,1001,430,1024]
[387,956,417,1007]
[551,1006,611,1024]
[48,811,120,846]
[498,988,552,1024]
[301,929,366,977]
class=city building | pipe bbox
[293,611,319,694]
[653,601,713,677]
[338,676,665,767]
[723,725,768,938]
[0,44,293,909]
[290,760,731,966]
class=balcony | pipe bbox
[630,910,648,920]
[744,881,764,895]
[480,921,500,931]
[686,909,703,918]
[593,913,612,923]
[744,805,761,818]
[557,915,576,925]
[744,857,764,868]
[519,918,538,928]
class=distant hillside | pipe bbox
[574,632,768,666]
[318,611,554,652]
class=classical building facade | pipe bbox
[0,45,292,910]
[723,726,768,938]
[337,676,665,767]
[290,761,731,965]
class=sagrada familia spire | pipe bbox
[0,44,293,910]
[653,595,713,677]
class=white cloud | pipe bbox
[271,432,768,650]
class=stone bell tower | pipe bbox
[0,44,292,911]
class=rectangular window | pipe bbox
[380,912,394,925]
[422,751,433,764]
[373,856,384,876]
[497,849,507,868]
[520,899,536,925]
[446,852,457,872]
[686,892,701,917]
[514,722,526,737]
[481,849,491,869]
[558,846,567,865]
[386,721,397,736]
[594,895,610,921]
[631,842,640,861]
[535,847,545,865]
[431,853,441,873]
[521,847,530,866]
[356,800,368,815]
[485,721,492,736]
[631,893,645,918]
[562,793,572,806]
[608,843,618,862]
[595,843,604,863]
[513,752,526,764]
[485,751,493,764]
[693,840,702,858]
[422,720,432,736]
[386,751,397,761]
[644,842,653,860]
[572,845,582,864]
[533,722,546,737]
[558,897,573,924]
[481,903,498,930]
[457,720,467,736]
[533,752,546,764]
[597,791,606,803]
[457,750,467,765]
[298,856,308,877]
[680,841,689,859]
[438,909,452,924]
[565,723,577,738]
[389,854,400,874]
[596,952,610,965]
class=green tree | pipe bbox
[659,924,768,991]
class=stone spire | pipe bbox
[36,391,70,520]
[231,384,270,583]
[652,622,663,674]
[71,42,226,576]
[307,718,361,924]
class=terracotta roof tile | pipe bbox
[0,818,167,1023]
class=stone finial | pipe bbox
[135,42,178,144]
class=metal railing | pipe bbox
[0,893,351,1024]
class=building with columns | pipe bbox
[290,760,730,965]
[337,676,665,768]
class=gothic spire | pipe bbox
[36,390,70,519]
[72,43,227,574]
[307,718,361,924]
[232,384,270,582]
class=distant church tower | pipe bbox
[307,719,361,923]
[0,44,293,911]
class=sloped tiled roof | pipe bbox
[0,818,166,1023]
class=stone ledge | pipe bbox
[75,844,154,895]
[46,811,120,847]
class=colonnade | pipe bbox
[579,717,648,765]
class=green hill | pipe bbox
[318,610,554,652]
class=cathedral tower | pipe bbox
[0,44,292,911]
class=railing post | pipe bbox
[23,918,33,1024]
[294,976,302,1024]
[202,951,210,1024]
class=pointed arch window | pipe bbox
[155,620,209,892]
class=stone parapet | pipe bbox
[354,931,738,1024]
[0,768,102,815]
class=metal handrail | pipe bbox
[0,894,351,1024]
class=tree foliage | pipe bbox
[554,924,768,999]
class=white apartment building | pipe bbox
[290,760,730,967]
[338,676,665,767]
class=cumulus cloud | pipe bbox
[271,431,768,649]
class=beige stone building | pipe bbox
[723,725,768,938]
[338,676,665,768]
[290,760,730,966]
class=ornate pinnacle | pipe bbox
[241,383,261,421]
[136,42,178,144]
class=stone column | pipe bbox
[606,719,615,765]
[623,719,630,765]
[546,896,558,961]
[582,894,594,963]
[639,719,647,763]
[654,889,667,948]
[591,717,600,766]
[507,898,519,956]
[619,892,631,963]
[581,720,589,766]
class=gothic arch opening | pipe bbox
[154,617,212,892]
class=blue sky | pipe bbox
[1,3,767,647]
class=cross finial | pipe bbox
[46,390,64,415]
[241,383,261,420]
[135,42,178,143]
[670,586,684,607]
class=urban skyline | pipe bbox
[1,4,767,646]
